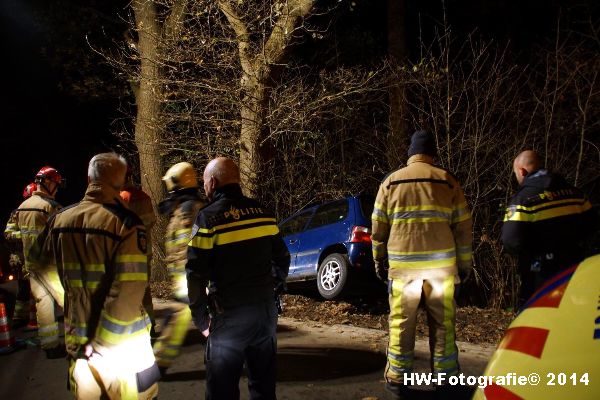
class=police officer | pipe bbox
[372,130,473,399]
[153,162,205,373]
[502,150,598,304]
[186,157,290,400]
[31,153,159,399]
[15,167,65,358]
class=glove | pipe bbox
[374,259,389,282]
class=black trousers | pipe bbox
[519,252,582,306]
[205,301,278,400]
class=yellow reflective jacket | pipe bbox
[159,189,204,300]
[186,184,290,331]
[31,182,151,358]
[372,155,472,280]
[15,191,62,273]
[4,209,24,264]
[4,209,21,242]
[502,169,597,271]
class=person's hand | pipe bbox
[201,320,211,338]
[84,344,94,358]
[374,259,389,282]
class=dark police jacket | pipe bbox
[502,169,597,272]
[186,184,290,331]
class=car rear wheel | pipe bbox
[317,253,349,300]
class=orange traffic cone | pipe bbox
[0,302,17,355]
[25,297,38,331]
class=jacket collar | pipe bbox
[158,188,202,215]
[32,190,55,200]
[521,169,551,189]
[212,183,243,202]
[83,182,124,205]
[407,154,434,165]
[523,168,547,181]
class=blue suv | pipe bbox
[278,194,375,299]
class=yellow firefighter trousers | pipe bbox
[153,301,192,368]
[70,338,158,400]
[385,275,459,384]
[30,270,65,349]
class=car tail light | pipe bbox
[350,226,371,243]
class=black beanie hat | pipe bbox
[408,130,436,157]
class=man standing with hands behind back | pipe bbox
[186,157,290,400]
[371,130,473,399]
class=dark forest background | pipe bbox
[2,0,599,308]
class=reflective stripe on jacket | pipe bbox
[4,210,21,241]
[16,191,62,273]
[372,154,472,279]
[31,182,151,357]
[163,192,204,299]
[502,169,598,268]
[186,184,290,331]
[4,210,24,261]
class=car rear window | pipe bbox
[359,195,375,219]
[306,199,349,230]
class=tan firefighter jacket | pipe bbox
[372,154,473,280]
[120,185,156,260]
[4,209,25,269]
[15,191,62,274]
[31,182,151,359]
[159,189,204,300]
[4,209,22,242]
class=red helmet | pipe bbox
[22,182,37,199]
[35,166,65,187]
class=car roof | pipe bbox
[278,194,374,223]
[300,197,347,212]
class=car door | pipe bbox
[278,209,314,279]
[294,199,350,279]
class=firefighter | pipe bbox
[502,150,598,304]
[30,153,159,399]
[15,167,66,358]
[186,157,290,400]
[119,168,157,334]
[371,130,473,399]
[152,162,205,374]
[4,182,38,326]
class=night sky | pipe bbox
[0,0,120,228]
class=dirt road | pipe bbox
[0,298,495,400]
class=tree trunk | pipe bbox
[387,0,409,168]
[219,0,316,199]
[239,74,269,198]
[132,0,168,280]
